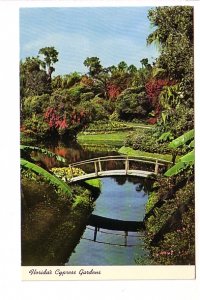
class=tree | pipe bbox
[118,61,128,72]
[108,62,137,94]
[39,46,59,79]
[127,64,137,75]
[116,87,150,120]
[83,57,103,77]
[147,6,194,134]
[140,58,149,68]
[20,57,51,98]
[147,7,193,80]
[23,94,50,117]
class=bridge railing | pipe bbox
[68,155,171,179]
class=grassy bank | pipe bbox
[78,142,120,153]
[78,121,153,145]
[118,146,173,162]
[83,120,153,133]
[77,131,131,145]
[21,167,101,265]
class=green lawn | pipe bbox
[83,120,153,133]
[118,146,174,162]
[77,131,131,143]
[85,178,102,189]
[78,131,175,162]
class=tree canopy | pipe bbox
[39,46,59,79]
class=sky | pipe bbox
[20,7,159,75]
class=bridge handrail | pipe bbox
[69,155,172,168]
[70,156,126,167]
[124,155,171,164]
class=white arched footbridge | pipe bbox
[68,155,171,183]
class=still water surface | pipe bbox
[66,176,150,265]
[27,141,151,265]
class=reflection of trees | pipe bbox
[105,160,124,170]
[32,140,121,171]
[129,161,153,172]
[127,177,154,194]
[138,179,154,194]
[31,140,86,169]
[111,176,154,192]
[113,176,127,185]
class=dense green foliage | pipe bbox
[142,6,194,265]
[164,130,194,176]
[20,45,158,141]
[21,173,96,265]
[147,6,194,136]
[20,7,194,142]
[20,6,194,265]
[21,158,72,197]
[21,146,72,197]
[144,176,194,265]
[116,87,151,120]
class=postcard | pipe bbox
[1,1,199,294]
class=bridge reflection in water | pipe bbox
[86,214,145,247]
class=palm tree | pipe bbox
[39,46,59,80]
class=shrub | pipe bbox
[80,92,95,102]
[23,115,50,139]
[145,79,175,123]
[124,129,170,154]
[116,88,151,121]
[51,167,85,180]
[23,94,50,117]
[67,84,85,103]
[144,178,195,265]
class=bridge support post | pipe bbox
[155,159,159,175]
[94,161,98,176]
[94,226,98,241]
[124,231,128,246]
[125,157,129,175]
[69,165,73,179]
[98,158,102,172]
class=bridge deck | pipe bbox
[68,155,170,183]
[69,169,154,182]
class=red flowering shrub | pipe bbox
[44,107,88,134]
[44,107,68,130]
[147,117,157,125]
[145,79,175,122]
[106,83,121,100]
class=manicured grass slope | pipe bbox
[118,146,173,162]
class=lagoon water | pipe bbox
[23,140,151,265]
[66,176,149,266]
